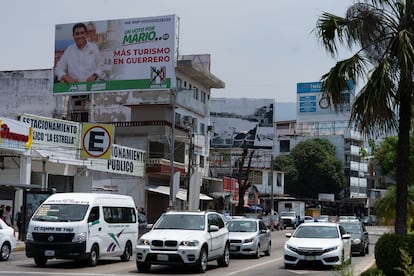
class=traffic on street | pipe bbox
[0,225,387,276]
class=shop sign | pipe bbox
[0,117,32,150]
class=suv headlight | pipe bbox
[72,232,87,242]
[180,240,199,247]
[138,239,150,245]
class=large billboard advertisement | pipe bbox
[296,81,354,116]
[53,14,177,94]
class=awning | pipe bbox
[31,147,91,167]
[145,185,213,201]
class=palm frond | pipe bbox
[320,53,368,107]
[350,59,398,136]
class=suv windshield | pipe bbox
[32,204,89,222]
[153,214,205,230]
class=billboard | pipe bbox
[296,81,354,115]
[53,14,177,94]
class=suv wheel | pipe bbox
[136,261,151,272]
[196,247,208,273]
[217,242,230,267]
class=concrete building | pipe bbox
[274,81,368,215]
[209,98,284,215]
[0,54,225,224]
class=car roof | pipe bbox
[299,222,338,227]
[229,217,261,222]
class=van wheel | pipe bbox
[121,241,132,262]
[34,256,47,266]
[0,242,11,261]
[88,245,99,267]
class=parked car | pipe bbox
[262,213,284,231]
[359,215,376,226]
[339,221,369,256]
[0,218,16,261]
[138,213,153,238]
[227,218,271,258]
[136,211,230,273]
[284,222,352,268]
[317,215,329,222]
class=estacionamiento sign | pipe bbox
[53,14,177,94]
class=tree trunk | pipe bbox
[395,76,412,235]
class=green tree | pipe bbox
[374,136,414,184]
[315,0,414,235]
[274,138,344,199]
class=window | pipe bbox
[201,91,206,104]
[199,155,205,168]
[103,207,136,223]
[193,88,199,100]
[200,123,205,135]
[277,173,282,187]
[88,206,100,222]
[280,140,290,153]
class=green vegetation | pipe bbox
[315,0,414,235]
[273,138,344,199]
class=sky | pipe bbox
[2,0,357,102]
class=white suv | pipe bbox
[136,210,230,273]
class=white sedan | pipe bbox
[0,218,16,261]
[284,222,351,268]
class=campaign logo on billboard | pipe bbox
[53,15,177,94]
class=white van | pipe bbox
[25,193,138,267]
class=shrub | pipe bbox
[375,233,414,276]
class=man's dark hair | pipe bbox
[72,23,87,34]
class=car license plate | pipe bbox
[157,254,168,261]
[230,245,237,251]
[304,255,315,261]
[44,250,55,257]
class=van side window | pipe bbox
[103,207,137,223]
[88,207,99,223]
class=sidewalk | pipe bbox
[15,239,25,252]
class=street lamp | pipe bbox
[229,127,236,215]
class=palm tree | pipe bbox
[375,185,414,228]
[315,0,414,235]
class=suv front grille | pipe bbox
[151,240,178,249]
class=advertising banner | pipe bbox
[88,144,146,176]
[19,113,80,148]
[296,81,354,115]
[53,14,177,94]
[0,117,32,151]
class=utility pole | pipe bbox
[270,154,274,215]
[169,88,176,210]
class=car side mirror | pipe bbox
[285,233,292,238]
[342,234,351,240]
[209,225,219,232]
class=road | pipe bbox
[0,226,387,276]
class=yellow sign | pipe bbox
[80,123,113,159]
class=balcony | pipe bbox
[146,158,186,176]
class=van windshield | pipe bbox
[32,204,89,222]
